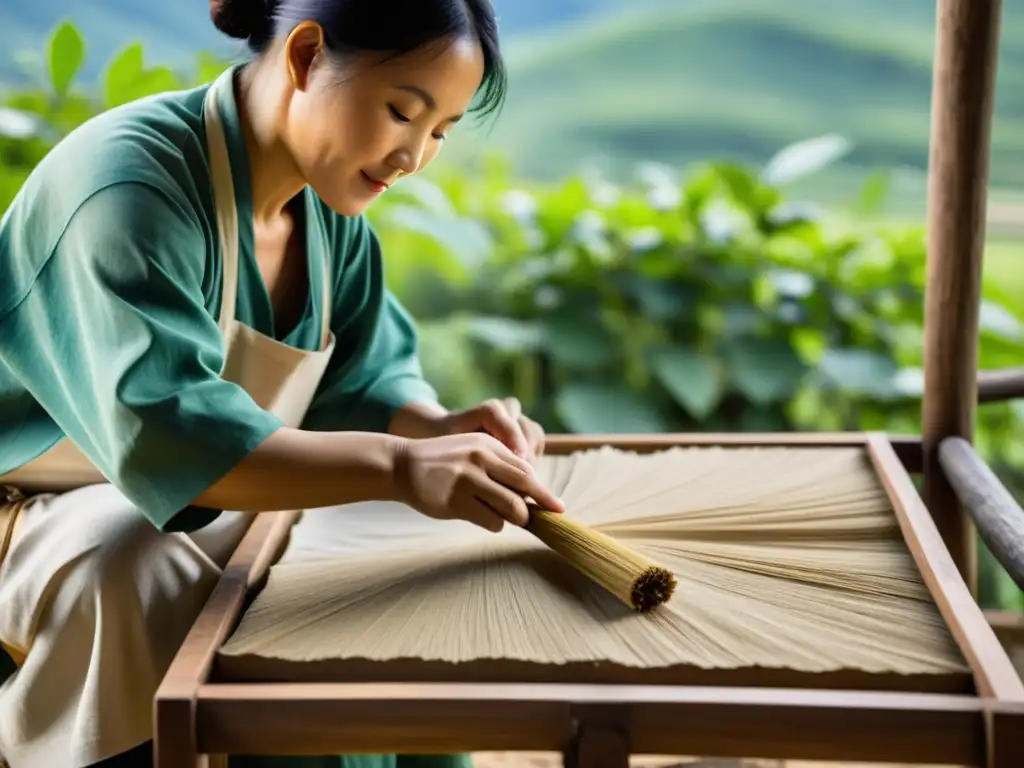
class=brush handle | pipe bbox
[525,509,676,611]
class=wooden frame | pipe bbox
[155,431,1024,768]
[156,1,1024,766]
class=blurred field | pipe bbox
[457,1,1024,206]
[5,0,1024,217]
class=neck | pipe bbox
[235,61,306,224]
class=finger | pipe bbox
[478,482,530,527]
[461,497,506,533]
[519,417,545,460]
[484,453,565,514]
[477,399,530,457]
[502,397,523,422]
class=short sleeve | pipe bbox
[301,216,439,434]
[0,182,284,529]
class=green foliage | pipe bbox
[385,152,1021,448]
[0,20,229,213]
[372,149,1024,612]
[47,20,85,98]
[0,23,1021,612]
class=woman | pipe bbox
[0,0,565,766]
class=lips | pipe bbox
[361,171,390,194]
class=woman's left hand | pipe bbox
[439,397,545,462]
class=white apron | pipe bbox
[0,70,335,768]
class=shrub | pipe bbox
[369,154,1024,613]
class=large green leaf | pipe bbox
[725,338,806,405]
[465,315,543,353]
[711,162,779,216]
[416,319,495,410]
[47,21,85,98]
[854,170,892,215]
[555,383,669,434]
[540,314,618,370]
[535,178,591,244]
[650,347,724,421]
[761,134,853,186]
[103,44,144,108]
[613,273,697,321]
[386,205,492,268]
[129,66,181,102]
[721,302,767,338]
[388,176,458,219]
[817,348,899,397]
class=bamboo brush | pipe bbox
[525,508,677,612]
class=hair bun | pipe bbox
[210,0,273,42]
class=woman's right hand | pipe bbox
[394,433,565,532]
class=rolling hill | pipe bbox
[3,0,1024,210]
[446,0,1024,202]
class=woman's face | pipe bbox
[282,25,486,216]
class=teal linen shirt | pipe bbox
[0,67,438,532]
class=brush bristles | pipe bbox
[525,510,677,612]
[631,566,677,612]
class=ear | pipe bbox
[283,21,327,92]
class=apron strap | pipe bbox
[319,235,332,349]
[202,79,241,341]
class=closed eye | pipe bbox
[389,104,448,141]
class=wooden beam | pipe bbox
[542,433,869,453]
[545,432,924,474]
[986,701,1024,768]
[866,435,1024,703]
[194,683,986,766]
[921,0,1003,593]
[977,367,1024,404]
[153,510,299,768]
[939,437,1024,591]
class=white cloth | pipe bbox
[0,68,336,768]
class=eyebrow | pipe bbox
[396,84,464,123]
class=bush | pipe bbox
[375,158,1024,611]
[0,21,223,212]
[377,162,1022,442]
[2,22,1022,611]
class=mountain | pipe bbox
[3,0,1024,208]
[445,0,1024,204]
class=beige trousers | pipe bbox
[0,484,251,768]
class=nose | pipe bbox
[387,132,430,177]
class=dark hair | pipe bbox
[210,0,507,118]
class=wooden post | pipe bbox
[921,0,1003,594]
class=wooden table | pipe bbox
[153,432,1024,768]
